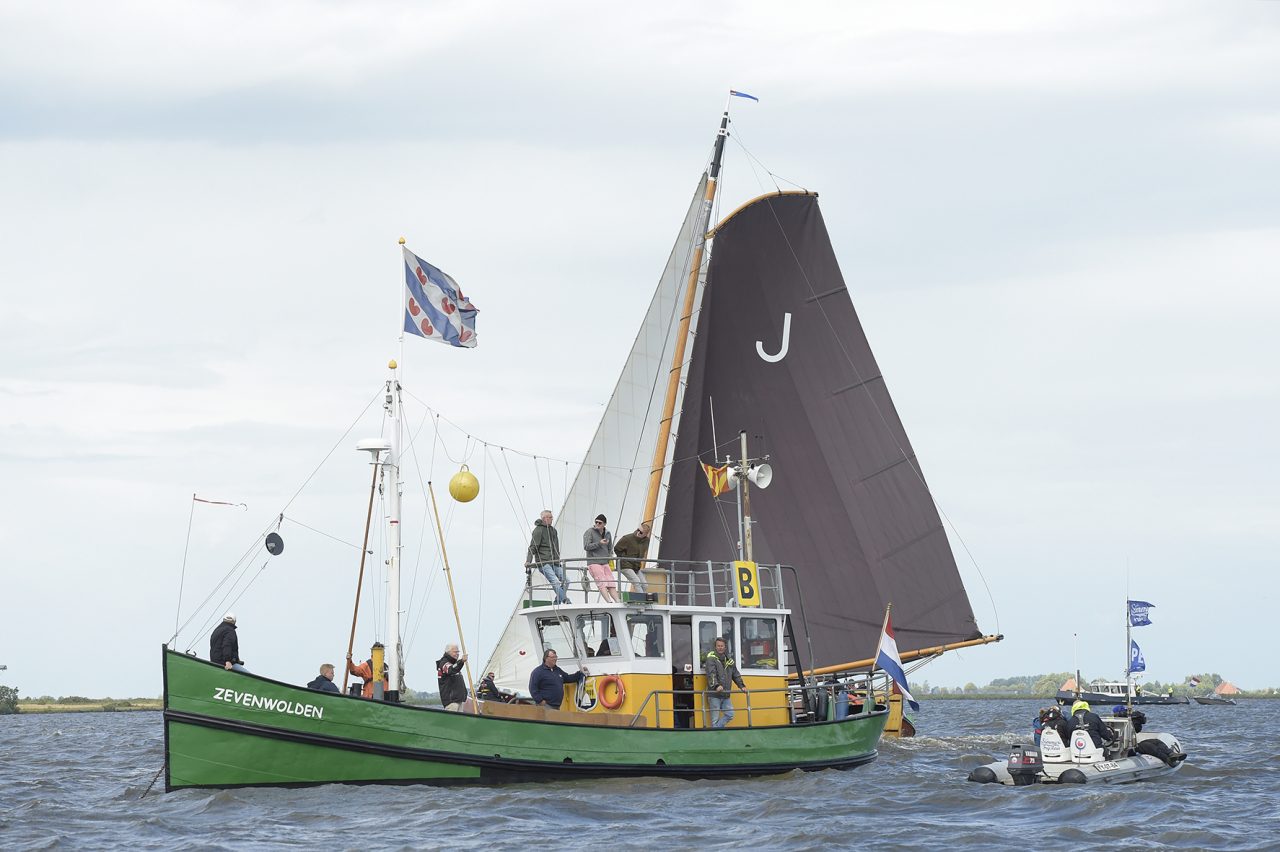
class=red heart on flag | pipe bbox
[459,329,472,343]
[441,297,455,315]
[416,268,428,286]
[420,319,433,335]
[408,297,421,317]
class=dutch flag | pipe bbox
[875,614,920,711]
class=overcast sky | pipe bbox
[2,2,1277,699]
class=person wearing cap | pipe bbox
[209,613,247,672]
[584,514,620,603]
[612,521,652,594]
[1070,699,1117,748]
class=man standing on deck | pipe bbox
[528,649,587,710]
[210,613,247,672]
[436,644,468,711]
[526,509,569,604]
[704,637,746,728]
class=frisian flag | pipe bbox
[1128,599,1154,627]
[1129,639,1146,673]
[403,246,478,347]
[874,613,919,711]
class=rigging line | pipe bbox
[759,197,1000,635]
[730,132,808,194]
[175,521,274,645]
[208,559,273,633]
[399,395,438,641]
[170,495,198,645]
[534,455,547,512]
[500,448,530,526]
[281,516,363,550]
[280,389,381,515]
[399,383,728,477]
[405,483,454,654]
[475,444,488,659]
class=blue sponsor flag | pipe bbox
[729,90,759,102]
[1128,599,1154,627]
[1129,640,1146,673]
[402,246,478,348]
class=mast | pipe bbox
[641,96,733,527]
[385,361,404,701]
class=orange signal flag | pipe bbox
[701,462,730,497]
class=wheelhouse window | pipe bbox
[535,616,576,659]
[626,613,665,659]
[577,612,619,658]
[697,617,737,666]
[741,617,779,670]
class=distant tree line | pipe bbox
[0,685,18,715]
[909,672,1277,698]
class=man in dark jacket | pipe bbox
[704,637,746,728]
[436,644,468,711]
[307,663,339,692]
[210,613,246,672]
[1070,700,1117,748]
[526,510,569,604]
[528,649,586,710]
[612,522,651,593]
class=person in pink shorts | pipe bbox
[583,514,621,603]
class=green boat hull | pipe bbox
[163,648,886,790]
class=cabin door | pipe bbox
[670,616,694,729]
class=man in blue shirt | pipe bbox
[528,649,587,709]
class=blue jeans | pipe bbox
[537,563,569,604]
[708,693,734,728]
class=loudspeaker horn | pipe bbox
[748,463,773,489]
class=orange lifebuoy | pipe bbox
[598,675,626,710]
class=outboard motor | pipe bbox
[1006,744,1044,785]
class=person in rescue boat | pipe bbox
[612,522,652,594]
[436,644,468,711]
[704,637,747,729]
[584,514,621,603]
[307,663,339,693]
[345,645,390,699]
[528,649,587,710]
[526,509,569,604]
[1070,700,1117,748]
[210,613,247,672]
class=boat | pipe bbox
[1054,679,1189,706]
[967,709,1187,786]
[162,94,999,791]
[1192,695,1236,706]
[972,596,1187,785]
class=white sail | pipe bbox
[483,175,709,688]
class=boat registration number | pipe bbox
[1093,761,1121,772]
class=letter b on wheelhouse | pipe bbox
[734,561,761,608]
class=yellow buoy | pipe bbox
[449,465,480,503]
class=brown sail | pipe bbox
[659,191,984,667]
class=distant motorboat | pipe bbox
[1055,679,1189,706]
[1192,695,1237,706]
